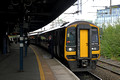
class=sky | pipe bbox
[31,0,120,33]
[59,0,120,22]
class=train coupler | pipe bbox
[77,60,89,67]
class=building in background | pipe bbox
[96,5,120,28]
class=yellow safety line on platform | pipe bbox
[30,46,45,80]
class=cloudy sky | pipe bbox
[59,0,120,22]
[32,0,120,32]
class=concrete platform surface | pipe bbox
[0,43,40,80]
[0,43,79,80]
[31,45,79,80]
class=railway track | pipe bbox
[74,72,102,80]
[97,60,120,75]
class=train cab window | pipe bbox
[92,28,98,43]
[92,27,99,51]
[66,27,76,46]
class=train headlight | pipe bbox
[92,48,94,50]
[92,47,97,51]
[94,48,97,50]
[66,47,76,51]
[92,47,97,50]
[69,48,72,51]
[92,43,99,51]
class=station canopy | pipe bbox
[0,0,76,33]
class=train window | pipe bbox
[40,35,46,41]
[92,27,99,51]
[66,27,76,46]
[92,28,98,43]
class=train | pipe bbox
[29,21,100,72]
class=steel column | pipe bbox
[25,33,28,57]
[3,34,7,55]
[19,23,24,71]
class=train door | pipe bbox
[80,30,88,57]
[77,24,92,59]
[56,29,60,57]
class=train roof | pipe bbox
[29,21,97,36]
[62,21,97,27]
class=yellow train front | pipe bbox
[29,21,100,72]
[64,21,100,72]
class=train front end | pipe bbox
[64,21,100,72]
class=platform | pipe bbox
[0,43,79,80]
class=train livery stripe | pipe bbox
[30,46,45,80]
